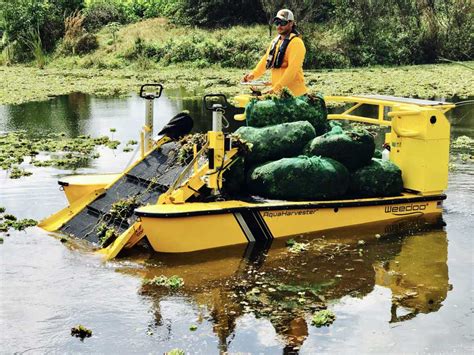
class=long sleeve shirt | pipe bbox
[251,35,308,97]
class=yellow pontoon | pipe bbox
[39,85,454,259]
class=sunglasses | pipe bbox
[274,19,289,26]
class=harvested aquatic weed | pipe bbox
[177,133,208,165]
[71,325,92,340]
[109,196,139,221]
[311,309,336,327]
[96,224,118,247]
[142,275,184,289]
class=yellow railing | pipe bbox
[324,95,455,126]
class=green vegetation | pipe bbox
[70,324,92,339]
[1,61,472,107]
[0,131,120,178]
[143,275,185,289]
[311,309,336,327]
[0,208,37,232]
[286,238,310,253]
[9,166,33,179]
[167,349,185,355]
[96,223,118,247]
[1,1,471,68]
[452,136,474,151]
[0,1,472,106]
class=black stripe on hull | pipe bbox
[234,210,273,245]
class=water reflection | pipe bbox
[119,217,449,352]
[375,230,449,322]
[1,93,92,136]
[0,90,246,140]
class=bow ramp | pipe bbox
[40,141,185,245]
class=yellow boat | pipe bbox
[38,85,454,260]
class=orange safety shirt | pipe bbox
[251,34,308,96]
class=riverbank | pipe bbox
[1,61,473,106]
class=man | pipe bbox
[242,9,308,96]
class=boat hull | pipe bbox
[136,194,445,253]
[58,174,120,204]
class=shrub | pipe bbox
[59,11,98,55]
[83,0,128,31]
[173,0,266,27]
[75,33,99,54]
[124,26,268,68]
[334,0,473,66]
[83,0,181,30]
[0,0,83,60]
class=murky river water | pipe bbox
[0,92,473,353]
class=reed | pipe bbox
[24,29,46,69]
[64,10,86,55]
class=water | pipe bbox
[0,92,473,353]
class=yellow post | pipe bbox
[207,131,226,190]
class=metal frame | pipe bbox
[325,95,455,126]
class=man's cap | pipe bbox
[273,9,294,22]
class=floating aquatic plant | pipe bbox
[311,309,336,327]
[167,349,185,355]
[286,239,309,253]
[1,62,472,106]
[451,135,474,152]
[9,166,32,179]
[0,209,37,232]
[71,325,92,340]
[0,132,121,178]
[142,275,184,289]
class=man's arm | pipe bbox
[250,45,271,79]
[272,38,306,92]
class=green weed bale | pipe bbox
[373,149,382,159]
[222,156,246,195]
[245,93,328,135]
[304,125,375,171]
[350,158,403,197]
[235,121,316,165]
[247,155,349,200]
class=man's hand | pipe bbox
[242,73,254,82]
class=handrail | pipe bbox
[328,113,392,126]
[324,95,454,127]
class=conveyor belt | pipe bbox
[60,142,185,244]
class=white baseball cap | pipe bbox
[274,9,294,22]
